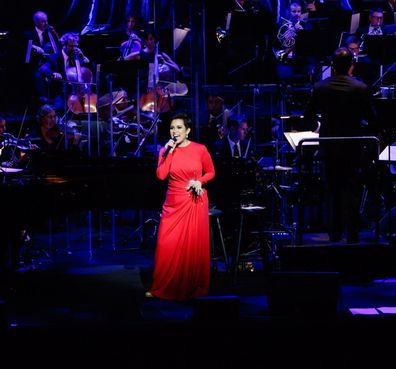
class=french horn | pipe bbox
[274,17,298,61]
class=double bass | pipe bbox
[66,51,97,114]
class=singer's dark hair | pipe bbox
[170,112,191,129]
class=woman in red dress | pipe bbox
[146,112,215,301]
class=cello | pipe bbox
[66,52,97,114]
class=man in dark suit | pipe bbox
[356,8,395,36]
[275,2,315,83]
[25,11,61,107]
[343,34,380,87]
[304,47,378,243]
[212,117,253,159]
[355,8,396,85]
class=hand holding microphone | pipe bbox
[162,136,177,157]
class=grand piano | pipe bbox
[0,152,166,266]
[1,152,166,216]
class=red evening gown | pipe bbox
[148,141,215,301]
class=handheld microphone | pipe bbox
[162,136,177,158]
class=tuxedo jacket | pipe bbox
[356,24,395,36]
[39,51,92,97]
[212,136,253,158]
[25,29,60,67]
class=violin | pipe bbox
[0,132,38,151]
[40,125,86,149]
[66,52,97,114]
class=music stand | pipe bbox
[364,35,396,66]
[294,29,337,63]
[378,145,396,241]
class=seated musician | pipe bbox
[124,29,184,91]
[39,32,91,113]
[119,13,142,60]
[343,35,379,88]
[124,30,181,80]
[0,116,38,168]
[29,104,82,151]
[212,116,253,159]
[209,115,259,261]
[25,11,61,108]
[356,8,395,37]
[274,2,315,83]
[0,116,16,167]
[200,94,230,150]
[355,9,396,86]
[123,30,187,141]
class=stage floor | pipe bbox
[1,212,396,368]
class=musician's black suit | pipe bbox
[25,28,61,108]
[212,136,253,158]
[39,52,91,112]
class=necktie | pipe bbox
[67,57,75,67]
[41,30,48,45]
[41,30,58,54]
[233,143,240,157]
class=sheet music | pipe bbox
[284,131,319,151]
[173,27,190,50]
[350,13,360,34]
[379,146,396,162]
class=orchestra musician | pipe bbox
[123,30,185,141]
[356,8,395,37]
[212,116,253,159]
[29,104,82,151]
[343,35,379,87]
[25,11,61,108]
[39,32,91,114]
[355,8,396,86]
[0,116,38,169]
[274,2,314,83]
[124,29,181,80]
[200,94,230,150]
[119,13,142,60]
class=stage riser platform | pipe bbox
[278,244,396,281]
